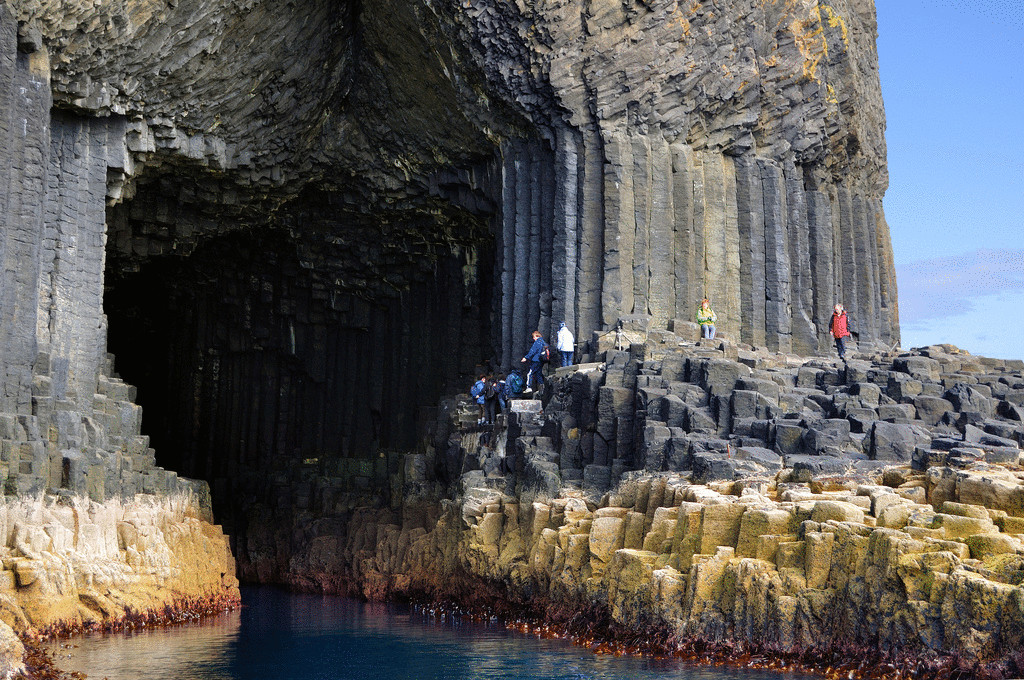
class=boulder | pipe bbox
[734,446,783,471]
[944,383,994,418]
[692,452,736,483]
[913,396,955,426]
[893,356,941,382]
[803,419,852,453]
[870,421,930,462]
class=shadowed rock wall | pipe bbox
[0,9,237,649]
[2,0,901,592]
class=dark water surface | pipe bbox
[52,587,814,680]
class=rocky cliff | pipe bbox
[3,0,898,549]
[0,0,932,673]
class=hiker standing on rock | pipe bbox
[471,374,487,424]
[556,322,575,367]
[829,303,852,361]
[521,330,547,395]
[483,375,499,425]
[696,299,717,339]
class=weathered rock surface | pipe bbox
[0,493,238,632]
[238,329,1024,667]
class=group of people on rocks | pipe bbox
[473,300,856,417]
[469,322,577,420]
[470,373,507,425]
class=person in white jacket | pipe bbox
[556,322,575,367]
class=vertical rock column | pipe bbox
[760,159,792,353]
[807,192,835,352]
[600,129,636,329]
[785,162,817,355]
[576,125,605,342]
[43,114,128,416]
[0,18,48,413]
[550,126,579,334]
[734,156,766,347]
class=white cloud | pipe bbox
[897,249,1024,360]
[897,248,1024,323]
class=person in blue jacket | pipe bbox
[520,330,546,394]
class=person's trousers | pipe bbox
[701,324,716,339]
[560,350,573,367]
[529,361,544,390]
[835,336,847,358]
[484,399,496,423]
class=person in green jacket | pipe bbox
[696,298,717,339]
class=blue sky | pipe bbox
[875,1,1024,360]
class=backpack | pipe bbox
[541,343,550,363]
[470,380,485,398]
[506,371,525,395]
[485,381,498,399]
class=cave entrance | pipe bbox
[102,176,497,548]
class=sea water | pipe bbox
[52,587,813,680]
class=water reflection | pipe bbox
[53,588,814,680]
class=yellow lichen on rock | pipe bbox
[327,464,1024,663]
[0,493,238,634]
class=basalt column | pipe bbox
[495,128,895,357]
[0,16,199,503]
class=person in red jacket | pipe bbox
[828,303,851,361]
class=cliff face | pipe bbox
[2,0,899,537]
[1,0,904,650]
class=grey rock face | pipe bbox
[2,0,904,572]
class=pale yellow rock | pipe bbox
[931,513,997,539]
[697,503,746,554]
[754,534,796,562]
[0,620,24,679]
[997,515,1024,534]
[589,516,625,565]
[810,500,864,524]
[623,511,646,550]
[877,503,914,528]
[476,512,504,548]
[964,533,1022,560]
[736,507,795,557]
[940,501,991,520]
[642,506,678,552]
[956,472,1024,517]
[775,541,805,570]
[594,506,629,519]
[804,531,834,589]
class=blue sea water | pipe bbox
[52,587,813,680]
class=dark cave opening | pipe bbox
[102,180,499,543]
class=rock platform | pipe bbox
[266,326,1024,674]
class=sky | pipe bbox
[874,1,1024,360]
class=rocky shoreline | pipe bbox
[0,493,238,679]
[245,325,1024,678]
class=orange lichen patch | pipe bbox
[826,82,838,105]
[818,4,849,49]
[666,7,692,39]
[24,591,241,642]
[789,10,827,82]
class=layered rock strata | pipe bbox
[243,326,1024,666]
